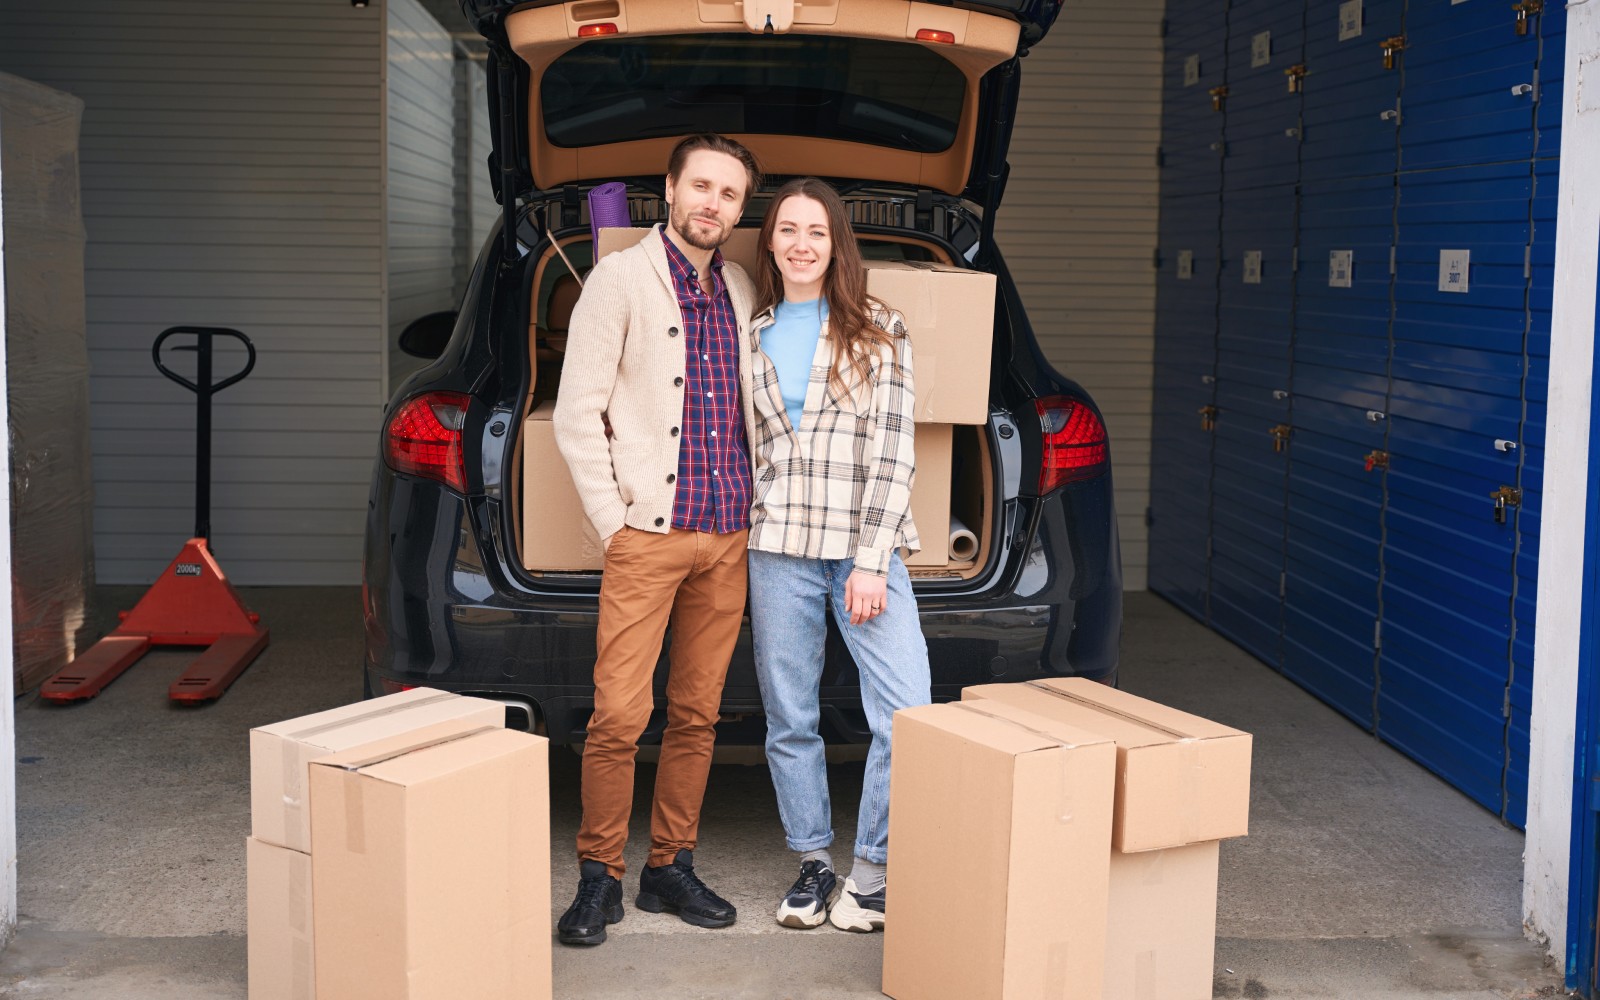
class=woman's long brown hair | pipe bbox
[753,177,899,396]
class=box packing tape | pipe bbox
[277,691,459,836]
[1135,950,1159,1000]
[1046,941,1073,999]
[1024,681,1203,740]
[330,724,500,855]
[951,701,1080,824]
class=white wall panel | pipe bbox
[387,0,455,390]
[0,1,386,586]
[996,1,1165,590]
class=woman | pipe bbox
[745,177,932,933]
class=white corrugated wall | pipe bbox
[996,1,1165,590]
[386,0,456,391]
[0,1,387,586]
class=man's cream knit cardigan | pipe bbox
[552,225,759,543]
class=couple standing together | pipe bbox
[550,133,932,945]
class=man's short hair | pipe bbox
[666,134,763,205]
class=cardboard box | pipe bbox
[903,423,952,567]
[522,401,604,570]
[962,679,1252,852]
[595,230,995,424]
[596,225,761,275]
[250,688,504,854]
[1104,840,1221,1000]
[248,836,315,1000]
[882,700,1116,1000]
[863,260,994,425]
[310,727,551,1000]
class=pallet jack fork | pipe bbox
[41,327,269,704]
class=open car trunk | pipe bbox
[508,211,1002,584]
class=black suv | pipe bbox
[361,0,1122,742]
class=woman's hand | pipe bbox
[844,570,888,626]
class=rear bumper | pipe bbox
[363,470,1119,743]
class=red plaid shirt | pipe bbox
[663,231,752,533]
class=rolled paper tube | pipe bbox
[587,182,631,250]
[948,515,979,562]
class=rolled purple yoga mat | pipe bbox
[588,182,631,251]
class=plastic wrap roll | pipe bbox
[587,181,631,249]
[948,515,978,563]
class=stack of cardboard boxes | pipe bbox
[883,679,1252,1000]
[520,227,995,573]
[247,689,551,1000]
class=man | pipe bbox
[552,133,762,946]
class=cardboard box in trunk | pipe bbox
[249,688,504,854]
[962,678,1252,852]
[247,836,314,1000]
[882,700,1116,1000]
[310,727,551,1000]
[1104,840,1221,1000]
[594,229,995,424]
[862,260,994,425]
[521,401,604,570]
[902,423,952,567]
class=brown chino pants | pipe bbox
[577,525,749,877]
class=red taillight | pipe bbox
[385,391,470,493]
[1037,396,1108,493]
[379,678,419,695]
[915,28,956,43]
[577,22,618,36]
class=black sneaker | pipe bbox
[828,877,886,933]
[776,860,838,929]
[557,859,624,946]
[636,849,737,928]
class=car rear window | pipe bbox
[541,35,966,154]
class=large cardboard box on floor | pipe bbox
[963,679,1251,1000]
[249,687,505,854]
[963,678,1252,852]
[521,401,604,570]
[882,699,1116,1000]
[248,836,315,1000]
[310,726,550,1000]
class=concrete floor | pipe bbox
[0,587,1571,999]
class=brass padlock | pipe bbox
[1514,0,1543,36]
[1284,64,1308,93]
[1381,36,1407,70]
[1199,405,1218,431]
[1270,424,1293,453]
[1209,85,1229,111]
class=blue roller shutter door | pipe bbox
[1208,0,1306,665]
[1149,0,1230,620]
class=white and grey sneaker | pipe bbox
[828,877,886,933]
[775,860,839,929]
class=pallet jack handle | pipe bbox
[152,327,256,543]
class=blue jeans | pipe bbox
[749,549,932,864]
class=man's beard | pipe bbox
[669,202,728,251]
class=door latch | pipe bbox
[1199,405,1219,431]
[1381,35,1407,70]
[1284,64,1308,93]
[1270,424,1293,453]
[1209,85,1229,111]
[1514,0,1543,36]
[1491,485,1523,524]
[1364,450,1389,472]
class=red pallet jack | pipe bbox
[41,327,268,704]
